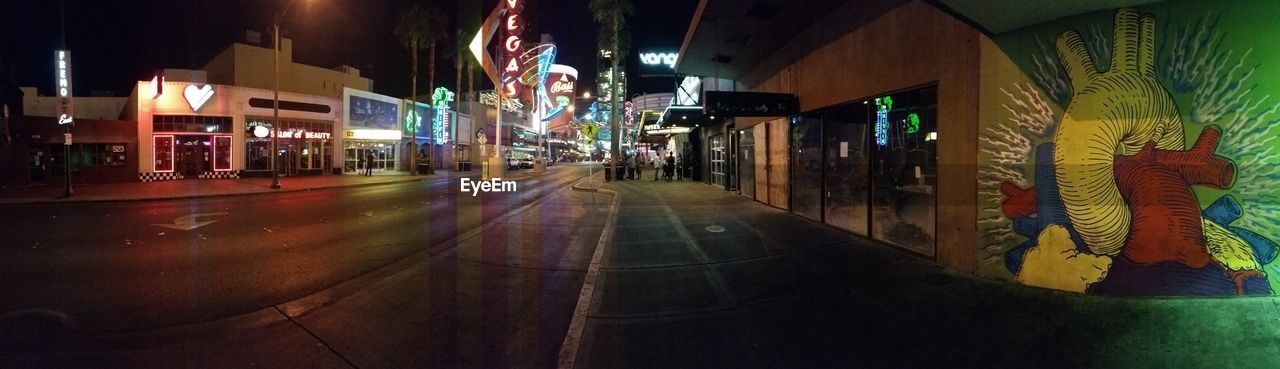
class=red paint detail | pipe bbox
[1113,128,1232,268]
[1000,182,1037,218]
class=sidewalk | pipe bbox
[571,179,1280,369]
[0,168,485,204]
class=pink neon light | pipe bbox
[153,135,175,173]
[214,135,232,171]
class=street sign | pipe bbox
[580,123,598,138]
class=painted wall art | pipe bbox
[978,2,1280,296]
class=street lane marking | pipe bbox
[151,212,229,231]
[557,176,619,369]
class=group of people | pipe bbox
[614,153,684,181]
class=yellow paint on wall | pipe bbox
[1202,218,1262,272]
[1016,225,1113,292]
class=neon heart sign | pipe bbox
[183,84,214,112]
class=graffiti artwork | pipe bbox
[979,6,1280,296]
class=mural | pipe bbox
[979,4,1280,296]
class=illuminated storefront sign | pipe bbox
[184,84,214,112]
[875,96,892,147]
[479,91,524,113]
[54,50,74,124]
[432,87,455,143]
[345,129,401,140]
[639,52,678,69]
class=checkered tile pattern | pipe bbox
[197,171,240,179]
[138,172,184,182]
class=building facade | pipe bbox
[129,80,343,181]
[670,0,1280,297]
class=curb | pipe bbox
[556,175,617,369]
[0,177,431,205]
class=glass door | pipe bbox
[739,130,755,199]
[823,103,871,235]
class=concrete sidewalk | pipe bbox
[571,180,1280,369]
[0,168,505,204]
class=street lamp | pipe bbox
[271,0,311,189]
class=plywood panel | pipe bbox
[767,119,789,210]
[754,123,768,203]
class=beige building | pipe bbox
[202,35,372,99]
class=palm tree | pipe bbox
[589,0,634,181]
[396,4,448,174]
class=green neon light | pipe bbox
[906,113,920,134]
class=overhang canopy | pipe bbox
[675,0,1164,88]
[933,0,1164,34]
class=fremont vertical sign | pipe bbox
[55,50,73,125]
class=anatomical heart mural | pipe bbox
[978,4,1280,296]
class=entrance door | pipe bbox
[28,146,47,183]
[740,130,755,200]
[176,136,210,177]
[282,143,299,176]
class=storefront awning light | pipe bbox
[346,129,400,140]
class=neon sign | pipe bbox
[432,87,455,143]
[905,112,920,134]
[875,96,892,147]
[639,52,678,69]
[55,50,74,124]
[480,91,524,112]
[501,0,524,98]
[183,84,214,112]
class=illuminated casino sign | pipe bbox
[502,0,524,98]
[54,50,74,124]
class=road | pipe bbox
[0,164,594,336]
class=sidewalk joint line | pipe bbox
[273,305,361,369]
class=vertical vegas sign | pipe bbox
[502,0,524,99]
[55,50,74,125]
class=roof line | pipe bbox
[920,0,995,37]
[673,0,709,73]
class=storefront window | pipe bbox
[154,135,174,172]
[824,103,871,235]
[245,118,333,174]
[790,113,824,222]
[214,136,232,171]
[871,87,937,256]
[247,138,272,171]
[710,134,726,186]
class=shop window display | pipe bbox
[790,112,824,222]
[823,103,871,235]
[870,87,937,256]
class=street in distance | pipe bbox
[460,178,518,196]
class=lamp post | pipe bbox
[271,0,308,189]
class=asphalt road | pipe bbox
[0,164,593,335]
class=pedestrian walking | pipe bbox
[664,153,675,182]
[652,157,660,180]
[626,154,637,180]
[365,152,375,176]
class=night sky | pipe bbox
[0,0,696,101]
